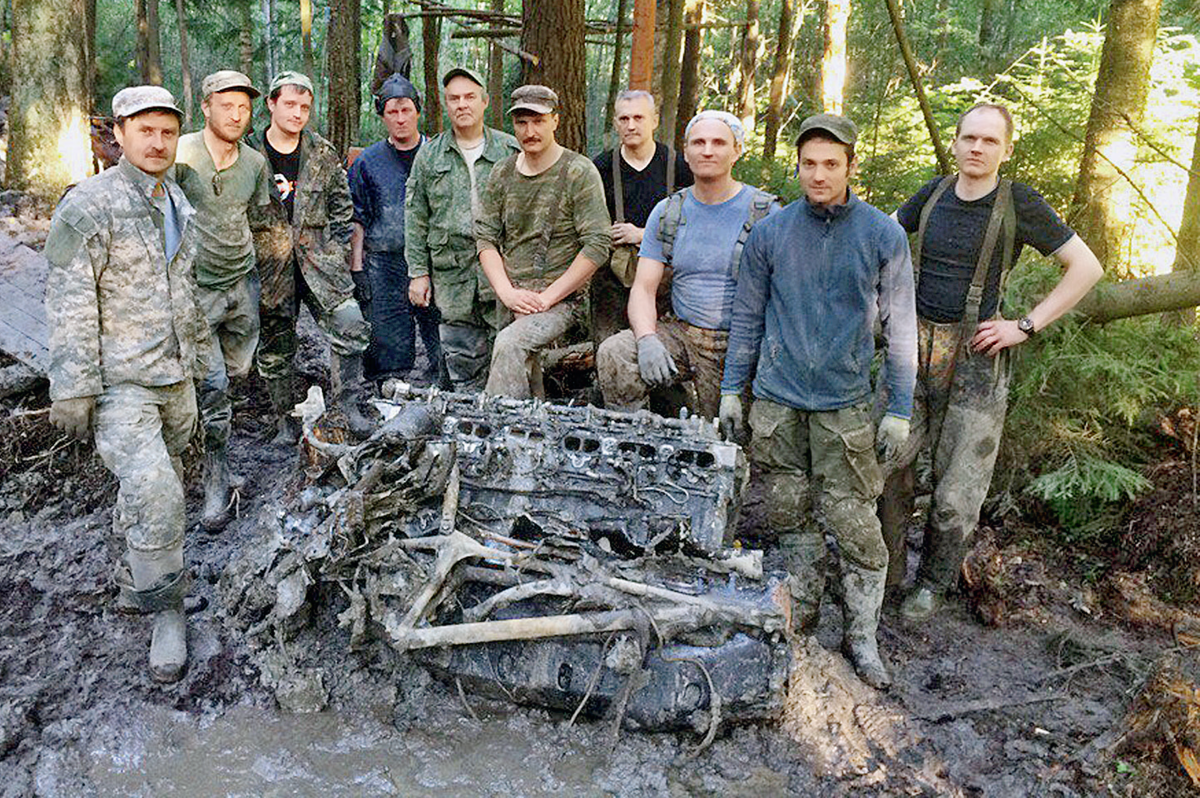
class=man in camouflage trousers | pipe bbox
[175,69,273,531]
[45,86,211,683]
[475,85,610,399]
[406,66,520,392]
[251,71,373,438]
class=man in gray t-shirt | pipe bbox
[596,111,778,420]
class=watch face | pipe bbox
[1018,318,1034,334]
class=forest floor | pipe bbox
[0,206,1198,797]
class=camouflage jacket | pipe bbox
[404,126,519,323]
[250,128,355,311]
[43,158,211,401]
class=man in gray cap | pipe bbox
[474,84,610,398]
[175,70,273,531]
[718,113,917,689]
[348,73,443,390]
[406,66,519,392]
[44,85,211,682]
[251,71,373,438]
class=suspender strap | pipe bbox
[532,154,574,274]
[913,175,956,284]
[666,144,676,195]
[612,147,624,224]
[960,179,1013,333]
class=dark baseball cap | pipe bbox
[442,66,486,89]
[795,113,858,147]
[377,73,421,113]
[509,85,558,115]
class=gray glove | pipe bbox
[636,333,678,387]
[876,415,911,463]
[50,396,95,441]
[718,393,744,442]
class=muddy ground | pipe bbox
[2,315,1198,796]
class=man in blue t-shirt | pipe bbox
[595,111,778,420]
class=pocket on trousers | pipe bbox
[835,416,884,499]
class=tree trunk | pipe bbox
[674,0,704,150]
[239,0,254,82]
[883,0,952,173]
[520,0,586,152]
[979,0,997,47]
[326,0,361,155]
[300,0,315,80]
[262,0,276,80]
[83,0,96,112]
[1069,0,1162,276]
[421,12,442,136]
[7,0,92,197]
[489,0,505,129]
[629,0,656,91]
[734,0,760,130]
[135,0,163,86]
[762,0,797,161]
[1075,270,1200,323]
[175,0,194,128]
[605,0,630,133]
[819,0,849,114]
[1174,112,1200,274]
[659,0,685,148]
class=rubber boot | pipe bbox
[840,561,892,690]
[779,530,827,635]
[264,376,299,445]
[200,447,233,532]
[333,352,376,438]
[149,607,187,683]
[879,463,916,606]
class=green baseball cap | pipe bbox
[268,71,315,97]
[509,84,558,115]
[442,66,486,89]
[795,113,858,147]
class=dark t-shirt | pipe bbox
[263,132,302,222]
[896,177,1075,323]
[593,141,694,228]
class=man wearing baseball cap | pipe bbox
[718,113,917,689]
[348,73,443,390]
[175,70,273,532]
[44,86,212,682]
[250,71,373,439]
[474,84,610,398]
[405,66,519,392]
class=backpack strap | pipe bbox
[533,153,574,274]
[729,188,779,281]
[656,187,689,265]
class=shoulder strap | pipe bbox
[913,175,957,284]
[729,188,779,280]
[612,148,624,223]
[961,178,1014,332]
[657,187,689,265]
[533,153,574,274]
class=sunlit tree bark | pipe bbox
[734,0,760,130]
[820,0,849,114]
[135,0,163,86]
[762,0,798,161]
[674,0,704,150]
[659,0,685,147]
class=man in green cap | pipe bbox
[175,69,273,531]
[405,66,520,392]
[251,71,373,438]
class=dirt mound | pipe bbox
[1119,460,1200,606]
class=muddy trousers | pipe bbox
[485,298,584,399]
[879,317,1010,593]
[440,322,494,392]
[196,273,260,451]
[93,380,196,611]
[749,400,887,631]
[362,251,443,382]
[595,319,729,421]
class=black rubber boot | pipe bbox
[264,376,299,445]
[200,448,233,532]
[333,353,376,438]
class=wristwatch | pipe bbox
[1017,316,1037,337]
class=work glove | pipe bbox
[49,396,96,441]
[351,269,372,307]
[718,393,744,442]
[636,333,678,388]
[876,414,911,464]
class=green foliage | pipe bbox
[1025,452,1150,540]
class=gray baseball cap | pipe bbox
[111,85,183,120]
[442,66,486,89]
[268,71,315,97]
[795,113,858,147]
[509,84,558,115]
[201,69,260,99]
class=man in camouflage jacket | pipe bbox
[44,86,211,683]
[250,71,372,438]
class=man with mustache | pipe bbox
[474,85,610,399]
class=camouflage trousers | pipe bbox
[485,297,585,399]
[196,272,260,450]
[93,380,195,608]
[595,319,728,421]
[441,322,494,392]
[257,262,369,385]
[878,317,1010,592]
[750,400,887,572]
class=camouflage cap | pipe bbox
[112,85,183,120]
[442,66,486,90]
[268,71,315,97]
[795,113,858,147]
[201,69,260,99]
[509,85,558,115]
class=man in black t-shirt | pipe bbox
[882,103,1102,622]
[590,90,693,342]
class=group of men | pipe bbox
[43,59,1101,689]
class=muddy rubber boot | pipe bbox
[200,448,233,532]
[264,376,299,445]
[779,530,827,635]
[333,353,376,439]
[149,607,187,683]
[840,561,891,690]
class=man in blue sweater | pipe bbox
[719,114,917,689]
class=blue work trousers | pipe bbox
[363,251,442,382]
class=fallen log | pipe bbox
[1074,269,1200,323]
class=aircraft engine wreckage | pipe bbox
[221,385,792,734]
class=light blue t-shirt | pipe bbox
[639,185,778,330]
